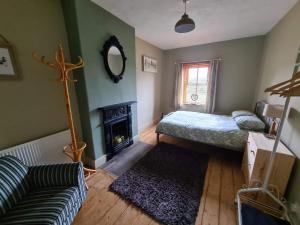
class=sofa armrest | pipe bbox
[28,162,87,201]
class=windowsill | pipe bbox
[183,103,205,106]
[180,104,206,113]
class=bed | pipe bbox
[156,102,268,152]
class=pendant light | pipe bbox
[175,0,195,33]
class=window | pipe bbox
[182,63,210,105]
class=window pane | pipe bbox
[198,84,207,105]
[198,68,208,83]
[186,84,197,104]
[188,68,198,84]
[184,66,209,105]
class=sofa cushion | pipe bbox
[0,186,81,225]
[0,155,29,216]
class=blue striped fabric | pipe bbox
[0,155,87,224]
[28,162,87,201]
[0,155,30,216]
[0,186,81,225]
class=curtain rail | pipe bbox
[174,58,221,64]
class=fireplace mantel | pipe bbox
[98,101,136,111]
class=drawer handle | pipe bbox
[251,150,255,155]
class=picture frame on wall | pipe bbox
[142,55,157,73]
[0,43,19,79]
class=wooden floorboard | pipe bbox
[201,157,222,225]
[73,126,245,225]
[219,159,236,225]
[97,198,129,225]
[195,157,213,225]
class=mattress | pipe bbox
[156,111,248,151]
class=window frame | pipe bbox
[182,62,211,106]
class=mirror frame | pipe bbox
[101,36,127,83]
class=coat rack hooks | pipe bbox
[33,44,95,178]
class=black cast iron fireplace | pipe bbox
[99,101,136,160]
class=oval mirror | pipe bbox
[101,36,127,83]
[107,46,123,76]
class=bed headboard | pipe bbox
[254,101,271,132]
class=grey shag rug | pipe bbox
[109,142,209,225]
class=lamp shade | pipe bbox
[175,14,195,33]
[263,104,284,118]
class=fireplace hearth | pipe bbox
[99,101,136,160]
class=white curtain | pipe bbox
[205,59,220,113]
[173,63,183,110]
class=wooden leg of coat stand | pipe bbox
[83,167,96,190]
[63,143,96,190]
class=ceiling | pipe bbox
[91,0,298,50]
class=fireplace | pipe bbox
[99,101,136,160]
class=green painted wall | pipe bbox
[62,0,137,160]
[0,0,81,150]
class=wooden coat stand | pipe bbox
[33,45,95,177]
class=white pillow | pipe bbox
[232,110,256,119]
[234,115,265,131]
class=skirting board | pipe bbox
[84,154,107,169]
[85,135,140,169]
[139,118,160,134]
[133,134,140,143]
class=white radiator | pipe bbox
[0,130,72,166]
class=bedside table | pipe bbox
[242,132,295,197]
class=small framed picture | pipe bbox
[142,55,158,73]
[0,43,19,79]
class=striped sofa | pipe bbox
[0,155,87,225]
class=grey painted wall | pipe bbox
[254,1,300,223]
[162,36,265,114]
[136,38,163,133]
[62,0,137,161]
[0,0,81,150]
